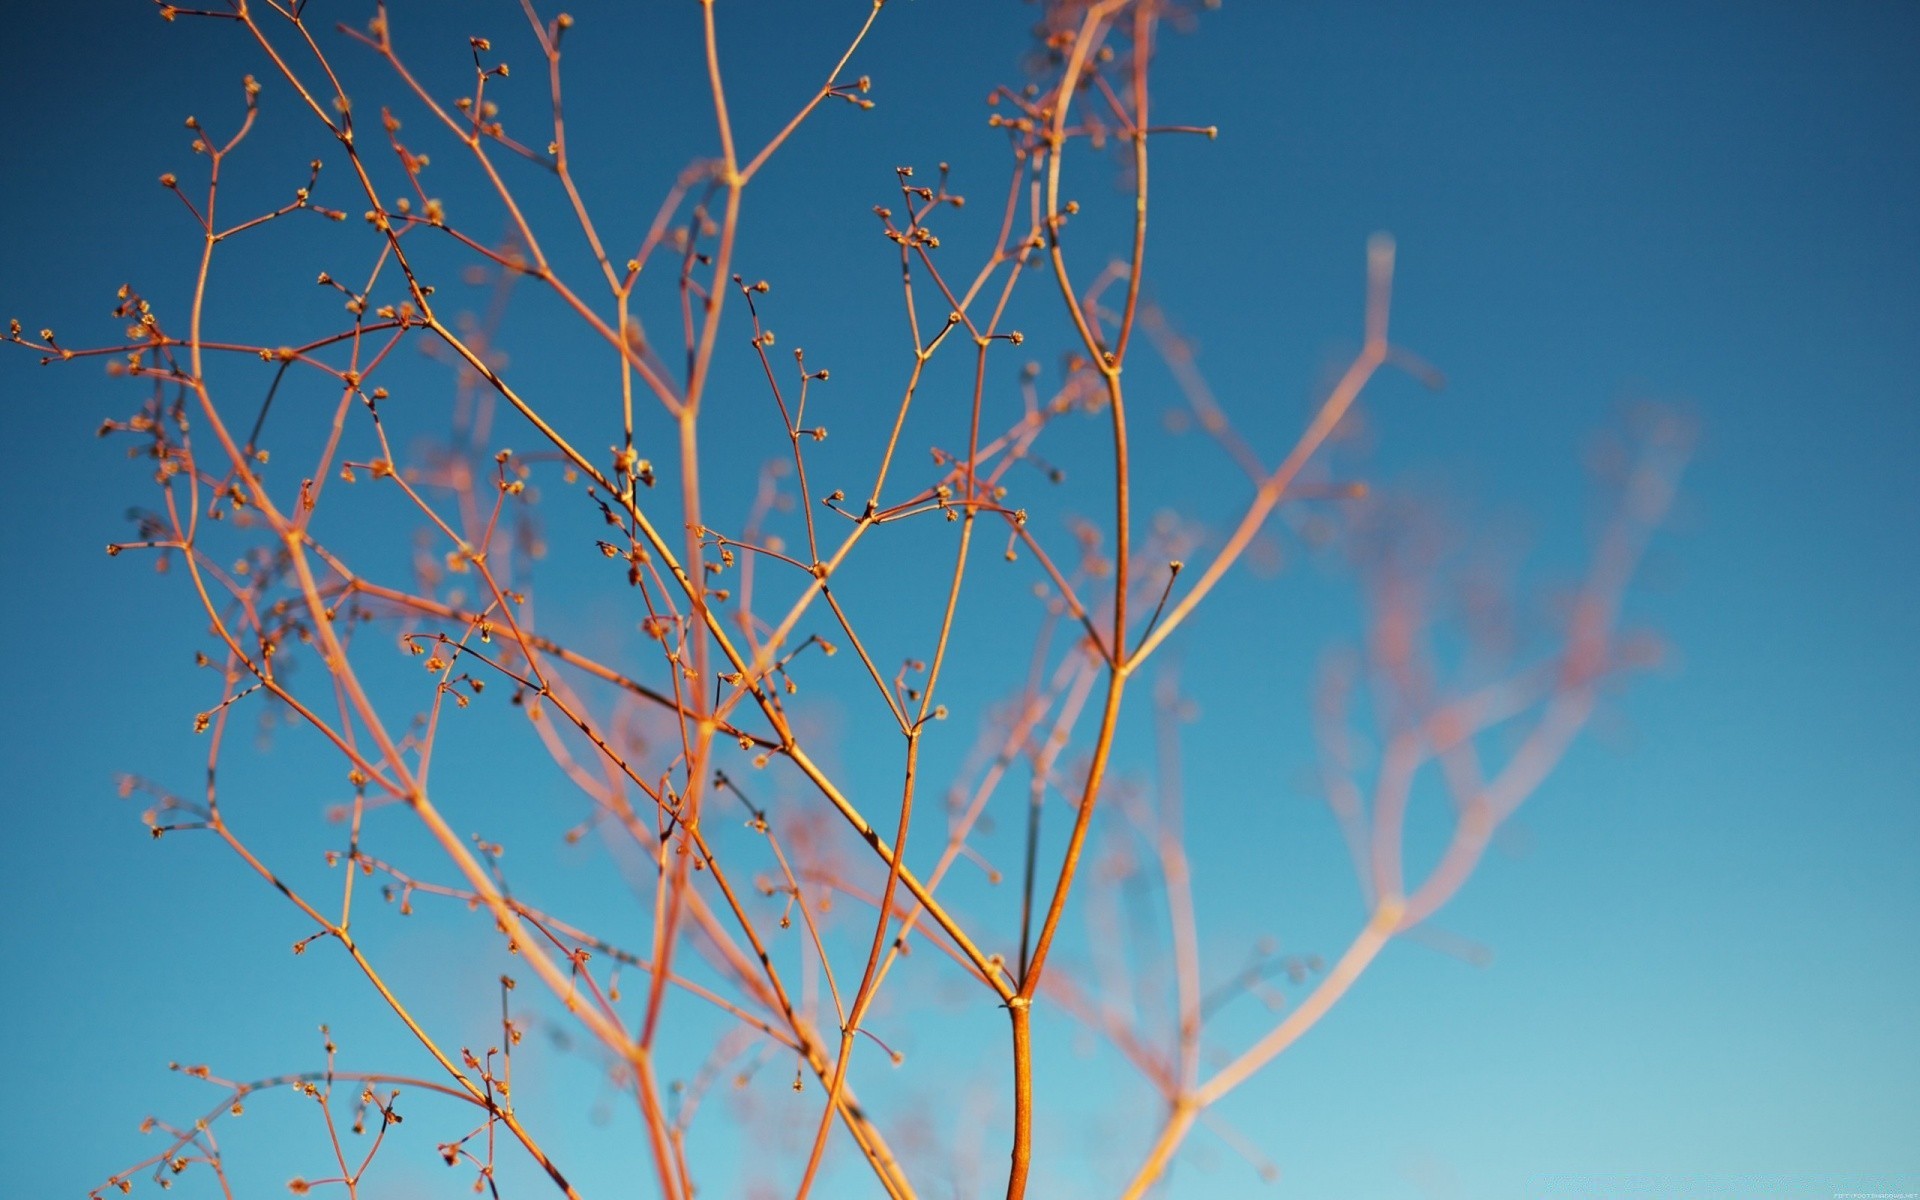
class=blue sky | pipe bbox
[1,3,1915,1198]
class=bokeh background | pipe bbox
[1,2,1914,1198]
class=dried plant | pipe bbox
[11,2,1687,1197]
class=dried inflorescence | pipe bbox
[12,3,1686,1199]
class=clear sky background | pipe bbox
[1,3,1915,1198]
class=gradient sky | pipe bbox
[2,3,1915,1198]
